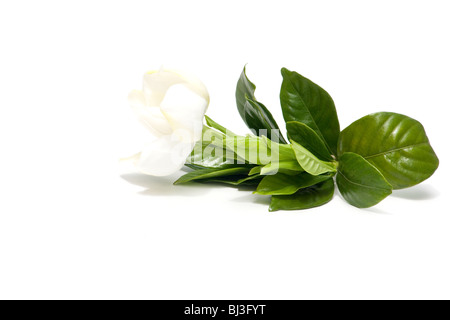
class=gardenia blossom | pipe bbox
[127,68,209,176]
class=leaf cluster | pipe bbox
[176,66,439,211]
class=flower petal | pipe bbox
[142,69,184,106]
[136,135,194,176]
[172,69,210,107]
[142,68,209,108]
[119,152,141,165]
[159,84,208,142]
[128,90,172,136]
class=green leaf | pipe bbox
[280,68,340,155]
[225,135,271,165]
[338,112,439,189]
[207,174,263,186]
[225,134,297,166]
[261,135,296,161]
[174,167,251,185]
[236,66,287,143]
[286,121,333,161]
[255,172,333,195]
[193,127,297,169]
[188,142,234,169]
[249,166,262,176]
[244,98,287,143]
[260,161,304,175]
[336,152,392,208]
[205,115,236,136]
[198,126,227,148]
[269,178,335,211]
[187,127,237,169]
[291,140,337,175]
[236,65,256,112]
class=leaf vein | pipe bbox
[284,73,333,153]
[337,169,389,191]
[364,142,429,159]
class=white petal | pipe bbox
[142,70,184,106]
[159,84,208,142]
[170,69,210,107]
[142,68,209,109]
[128,90,172,136]
[119,152,141,165]
[136,135,194,176]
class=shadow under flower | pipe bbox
[120,173,215,197]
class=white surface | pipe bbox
[0,0,449,300]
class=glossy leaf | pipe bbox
[262,136,297,162]
[199,126,227,148]
[188,143,233,169]
[225,135,271,165]
[249,166,262,176]
[269,178,335,211]
[206,174,263,186]
[197,127,257,165]
[236,65,256,114]
[187,127,237,169]
[291,140,336,175]
[260,161,304,175]
[225,134,298,166]
[174,167,250,185]
[244,98,287,143]
[255,172,333,195]
[336,152,392,208]
[280,68,340,154]
[205,115,236,136]
[236,66,287,143]
[286,121,333,161]
[192,126,298,169]
[338,112,439,189]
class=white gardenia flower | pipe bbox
[127,68,209,176]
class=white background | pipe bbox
[0,0,449,300]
